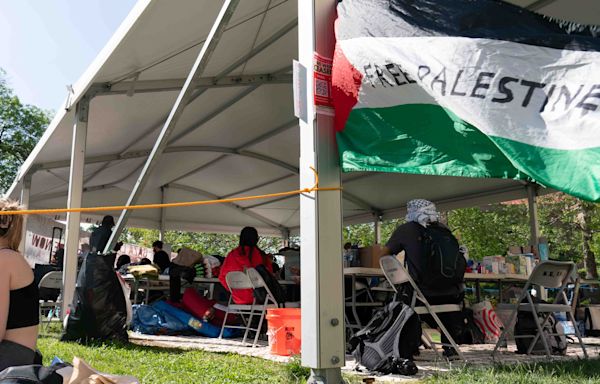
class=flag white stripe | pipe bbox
[340,36,600,150]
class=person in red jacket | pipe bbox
[219,227,273,304]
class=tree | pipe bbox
[448,203,530,259]
[0,69,51,193]
[537,193,600,278]
[120,226,283,256]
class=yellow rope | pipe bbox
[0,167,341,216]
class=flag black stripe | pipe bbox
[337,0,600,52]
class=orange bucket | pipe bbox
[266,308,301,356]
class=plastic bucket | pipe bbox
[266,308,301,356]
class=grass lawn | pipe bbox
[424,359,600,384]
[37,325,359,384]
[37,324,600,383]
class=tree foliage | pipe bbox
[0,69,51,193]
[120,227,283,256]
[447,193,600,276]
[448,203,531,259]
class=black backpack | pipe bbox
[253,264,287,306]
[418,224,465,292]
[514,302,567,355]
[349,301,420,375]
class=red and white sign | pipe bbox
[313,53,333,107]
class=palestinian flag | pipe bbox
[332,0,600,201]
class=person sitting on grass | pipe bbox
[219,227,273,304]
[0,199,41,371]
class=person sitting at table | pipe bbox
[219,227,273,304]
[115,254,131,271]
[152,240,171,274]
[0,199,42,371]
[378,199,466,358]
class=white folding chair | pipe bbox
[246,267,300,308]
[38,271,62,330]
[219,271,270,347]
[380,255,465,361]
[492,261,588,359]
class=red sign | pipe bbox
[313,53,333,107]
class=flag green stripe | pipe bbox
[338,103,600,201]
[338,104,526,179]
[489,136,600,201]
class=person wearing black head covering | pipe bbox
[89,215,115,253]
[218,226,273,304]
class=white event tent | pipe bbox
[6,0,599,382]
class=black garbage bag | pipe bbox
[61,252,128,343]
[0,364,66,384]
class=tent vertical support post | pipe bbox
[159,186,167,241]
[62,97,89,320]
[374,215,382,245]
[527,182,546,299]
[281,228,290,248]
[527,183,540,248]
[18,173,32,254]
[299,0,345,383]
[103,0,241,253]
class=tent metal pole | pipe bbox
[527,183,546,299]
[18,173,32,253]
[299,0,345,382]
[374,215,382,245]
[159,186,167,241]
[62,97,89,319]
[104,0,241,253]
[527,183,540,247]
[281,229,291,248]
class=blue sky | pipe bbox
[0,0,137,111]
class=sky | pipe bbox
[0,0,137,111]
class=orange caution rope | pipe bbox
[0,167,341,216]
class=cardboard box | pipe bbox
[358,245,384,268]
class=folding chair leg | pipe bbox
[252,308,267,348]
[568,310,588,359]
[423,302,465,361]
[526,312,552,356]
[219,307,230,339]
[421,327,443,361]
[243,308,255,345]
[526,294,552,358]
[494,291,532,359]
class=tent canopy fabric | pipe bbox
[7,0,599,235]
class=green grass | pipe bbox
[38,336,292,383]
[424,359,600,384]
[37,325,360,384]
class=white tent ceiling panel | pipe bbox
[176,154,291,198]
[167,85,295,149]
[91,1,223,83]
[9,0,588,235]
[163,186,282,233]
[239,30,297,75]
[142,152,225,188]
[342,173,528,211]
[245,124,300,167]
[252,205,299,227]
[228,176,299,208]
